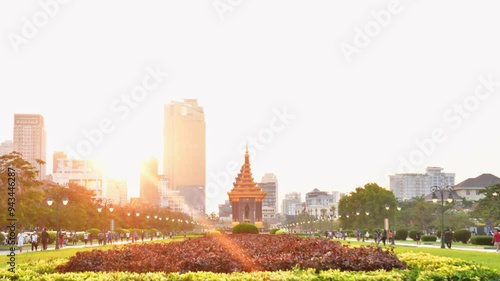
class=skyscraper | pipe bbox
[163,99,206,214]
[140,157,159,205]
[13,114,46,180]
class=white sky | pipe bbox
[1,1,500,214]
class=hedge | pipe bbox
[421,235,437,242]
[232,223,259,234]
[470,235,494,246]
[454,229,471,244]
[394,229,408,240]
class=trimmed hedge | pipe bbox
[394,229,408,240]
[470,235,494,246]
[421,235,437,242]
[454,229,471,244]
[269,228,279,234]
[232,223,259,234]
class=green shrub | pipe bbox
[207,230,221,236]
[269,228,279,234]
[87,228,100,236]
[394,229,408,240]
[408,230,418,240]
[216,228,226,235]
[421,235,437,242]
[470,235,494,246]
[232,223,259,234]
[275,230,289,235]
[453,229,471,243]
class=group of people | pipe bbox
[16,228,50,253]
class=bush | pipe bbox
[87,228,101,236]
[0,232,4,245]
[232,223,259,234]
[421,235,437,242]
[408,230,418,240]
[394,229,408,240]
[269,228,279,234]
[453,229,471,243]
[48,231,57,244]
[216,228,226,235]
[470,235,494,246]
[207,230,221,236]
[275,230,289,235]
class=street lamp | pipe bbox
[97,198,114,245]
[385,200,402,245]
[431,185,454,249]
[47,193,68,250]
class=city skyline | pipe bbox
[1,1,500,214]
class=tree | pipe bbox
[0,151,45,230]
[338,183,396,230]
[470,184,500,227]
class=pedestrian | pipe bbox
[388,230,393,244]
[381,229,387,246]
[83,231,89,245]
[58,231,64,248]
[31,231,39,251]
[17,231,25,253]
[415,231,421,245]
[492,228,500,253]
[41,228,49,250]
[365,231,370,241]
[444,228,453,249]
[72,231,78,245]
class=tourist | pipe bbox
[415,231,421,245]
[365,231,370,241]
[17,231,25,253]
[41,228,49,250]
[388,230,393,244]
[491,228,500,253]
[83,231,89,245]
[31,231,39,251]
[444,228,453,249]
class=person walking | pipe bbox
[492,228,500,253]
[380,229,387,246]
[31,231,39,251]
[41,228,49,250]
[83,231,89,245]
[444,228,453,249]
[415,231,421,245]
[17,231,25,253]
[388,230,393,244]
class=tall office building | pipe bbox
[260,173,278,211]
[13,114,46,180]
[163,99,206,215]
[140,157,159,205]
[106,178,128,206]
[389,166,455,199]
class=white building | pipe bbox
[51,152,105,197]
[389,167,455,199]
[453,173,500,201]
[0,140,13,156]
[305,188,336,218]
[158,176,187,213]
[13,114,46,180]
[282,192,302,216]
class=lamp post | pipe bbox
[431,185,454,249]
[385,200,401,245]
[97,198,114,245]
[47,193,68,250]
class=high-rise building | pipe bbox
[0,140,13,156]
[260,173,278,211]
[163,99,206,215]
[282,192,302,216]
[13,114,46,180]
[140,157,159,205]
[389,167,455,199]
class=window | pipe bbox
[466,190,470,195]
[476,190,481,195]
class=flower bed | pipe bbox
[56,234,406,273]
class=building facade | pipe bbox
[13,114,46,180]
[305,188,335,219]
[106,178,128,206]
[51,152,105,197]
[0,140,13,156]
[163,99,206,214]
[389,167,455,199]
[282,192,302,216]
[140,157,159,205]
[453,173,500,201]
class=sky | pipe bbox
[1,1,500,214]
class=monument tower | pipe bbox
[227,146,267,228]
